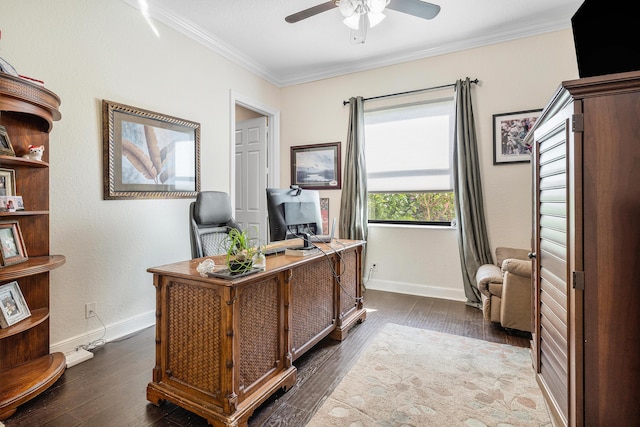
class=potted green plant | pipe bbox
[224,228,257,274]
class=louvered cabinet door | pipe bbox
[532,101,573,427]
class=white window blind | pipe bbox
[364,98,454,192]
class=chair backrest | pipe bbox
[189,191,241,258]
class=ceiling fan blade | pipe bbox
[387,0,441,20]
[285,1,337,23]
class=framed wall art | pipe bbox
[492,109,542,164]
[291,142,341,189]
[0,220,28,266]
[102,100,201,199]
[0,125,16,157]
[0,281,31,328]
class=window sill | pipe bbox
[368,222,457,231]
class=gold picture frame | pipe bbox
[102,100,201,199]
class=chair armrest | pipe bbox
[475,264,502,297]
[501,258,531,278]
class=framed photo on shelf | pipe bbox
[320,197,329,233]
[0,125,16,157]
[492,109,542,164]
[0,196,24,212]
[0,281,31,328]
[0,168,16,196]
[102,100,201,200]
[0,220,28,267]
[291,142,341,189]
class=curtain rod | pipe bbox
[342,78,479,106]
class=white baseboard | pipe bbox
[50,310,155,355]
[364,278,466,302]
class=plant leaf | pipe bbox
[122,138,157,180]
[144,125,163,174]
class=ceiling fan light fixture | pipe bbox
[338,0,357,18]
[368,0,389,14]
[368,11,385,27]
[343,13,361,30]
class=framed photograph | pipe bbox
[320,197,329,233]
[0,168,16,196]
[102,100,201,199]
[0,125,16,157]
[0,281,31,328]
[291,142,341,189]
[0,221,28,267]
[493,109,542,164]
[0,196,24,212]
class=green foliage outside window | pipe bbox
[368,192,456,223]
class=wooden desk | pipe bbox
[146,240,366,427]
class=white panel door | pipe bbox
[235,116,268,244]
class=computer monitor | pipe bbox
[266,187,323,243]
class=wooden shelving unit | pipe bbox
[0,73,66,420]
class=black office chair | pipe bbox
[189,191,241,258]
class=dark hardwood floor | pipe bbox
[2,290,530,427]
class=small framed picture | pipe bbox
[0,221,28,267]
[0,281,31,328]
[492,109,542,164]
[0,196,24,212]
[0,125,16,157]
[0,169,16,196]
[320,197,329,233]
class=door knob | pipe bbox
[528,252,536,259]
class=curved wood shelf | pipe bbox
[0,74,61,131]
[0,255,66,281]
[0,211,49,217]
[0,155,49,168]
[0,308,48,340]
[0,352,66,420]
[0,69,63,422]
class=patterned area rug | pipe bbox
[307,323,551,426]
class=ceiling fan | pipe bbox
[285,0,441,43]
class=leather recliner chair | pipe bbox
[475,247,532,333]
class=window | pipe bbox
[364,98,456,225]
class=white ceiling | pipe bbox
[124,0,584,87]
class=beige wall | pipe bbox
[0,0,281,350]
[236,105,264,122]
[281,30,579,300]
[0,0,579,351]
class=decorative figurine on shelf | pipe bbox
[22,144,45,161]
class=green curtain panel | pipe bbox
[340,96,368,252]
[453,78,492,307]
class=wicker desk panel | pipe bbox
[146,240,366,427]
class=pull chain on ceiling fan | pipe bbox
[285,0,441,44]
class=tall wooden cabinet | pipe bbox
[0,73,66,420]
[528,70,640,426]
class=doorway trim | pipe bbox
[229,90,280,215]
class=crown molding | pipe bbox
[120,0,282,86]
[121,0,573,88]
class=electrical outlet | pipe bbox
[85,302,96,319]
